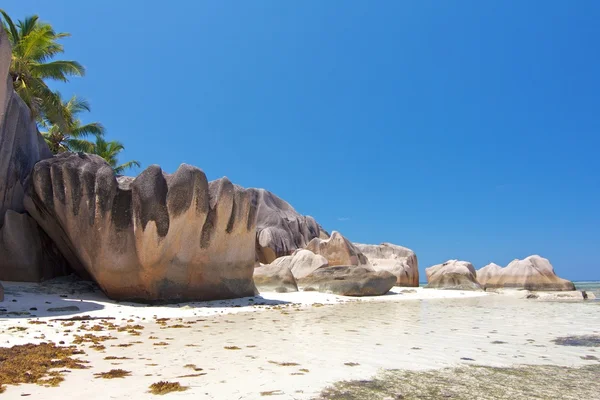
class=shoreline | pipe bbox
[1,280,599,399]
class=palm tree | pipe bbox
[40,95,104,153]
[0,10,85,121]
[91,137,141,174]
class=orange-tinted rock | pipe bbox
[354,242,419,287]
[25,153,259,302]
[425,260,482,291]
[476,263,503,287]
[484,255,575,291]
[305,231,369,267]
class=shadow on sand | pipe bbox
[1,275,290,320]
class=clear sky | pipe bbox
[4,1,599,281]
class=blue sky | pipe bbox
[4,1,599,280]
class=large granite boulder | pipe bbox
[24,152,259,302]
[299,266,395,296]
[0,28,68,282]
[484,255,575,291]
[270,249,328,279]
[253,263,298,293]
[476,263,503,287]
[354,242,418,287]
[425,260,482,290]
[305,231,370,267]
[254,189,328,264]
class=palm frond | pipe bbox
[65,138,95,153]
[114,160,141,175]
[66,95,91,113]
[16,15,40,38]
[30,60,85,81]
[71,122,105,138]
[0,9,19,44]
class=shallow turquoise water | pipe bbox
[574,281,600,297]
[418,281,600,298]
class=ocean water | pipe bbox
[574,281,600,298]
[419,281,600,298]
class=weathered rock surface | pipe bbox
[254,189,328,264]
[425,260,482,290]
[0,28,68,282]
[476,263,503,287]
[24,152,259,302]
[0,282,3,301]
[354,242,418,287]
[484,255,575,291]
[299,266,396,296]
[253,263,298,293]
[270,249,329,279]
[305,231,370,267]
[0,210,69,281]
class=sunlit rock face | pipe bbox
[25,152,259,302]
[305,231,370,267]
[425,260,482,291]
[484,255,575,291]
[253,263,298,293]
[354,242,419,287]
[254,189,328,264]
[476,263,503,287]
[0,28,69,282]
[270,249,329,280]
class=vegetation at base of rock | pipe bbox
[94,369,131,379]
[148,381,188,395]
[316,364,600,400]
[0,343,88,389]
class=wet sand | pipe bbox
[0,280,598,399]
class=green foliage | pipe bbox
[0,9,84,121]
[90,137,141,174]
[39,95,104,153]
[1,9,140,175]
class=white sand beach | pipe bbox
[1,279,598,399]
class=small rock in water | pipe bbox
[47,306,80,312]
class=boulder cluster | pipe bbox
[0,29,576,302]
[423,255,575,292]
[0,29,417,301]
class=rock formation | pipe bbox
[476,263,503,287]
[484,255,575,291]
[24,152,259,302]
[305,231,370,267]
[270,249,329,279]
[253,263,298,293]
[254,189,328,264]
[354,242,418,286]
[299,266,395,296]
[0,28,69,282]
[425,260,482,290]
[0,282,3,301]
